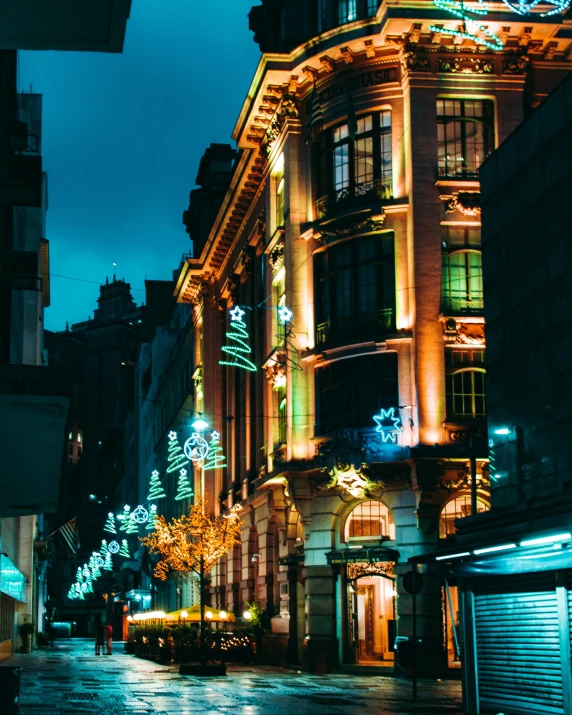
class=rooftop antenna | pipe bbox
[113,262,117,281]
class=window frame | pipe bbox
[344,499,396,542]
[439,493,490,538]
[314,232,396,348]
[318,110,392,202]
[441,225,483,315]
[436,98,495,178]
[447,366,486,419]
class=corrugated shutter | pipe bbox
[474,573,564,715]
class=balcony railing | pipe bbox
[315,178,392,220]
[437,164,480,180]
[441,297,484,315]
[316,308,394,347]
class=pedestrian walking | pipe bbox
[104,622,113,655]
[95,622,105,656]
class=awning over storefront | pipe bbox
[165,606,236,623]
[326,545,399,565]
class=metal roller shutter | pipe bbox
[474,573,564,715]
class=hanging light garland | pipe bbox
[430,0,503,51]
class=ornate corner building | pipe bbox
[174,0,572,674]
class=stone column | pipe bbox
[303,565,338,673]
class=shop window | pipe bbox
[437,98,494,178]
[441,225,483,314]
[314,232,395,348]
[345,500,396,540]
[439,495,489,538]
[318,111,392,213]
[315,352,398,434]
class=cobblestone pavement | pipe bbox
[1,639,462,715]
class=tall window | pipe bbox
[320,111,392,211]
[367,0,379,15]
[273,154,285,230]
[439,495,489,538]
[441,226,483,314]
[346,500,396,540]
[437,99,494,178]
[315,352,398,434]
[314,232,395,348]
[338,0,357,24]
[446,349,486,419]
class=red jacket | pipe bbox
[104,624,113,639]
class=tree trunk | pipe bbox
[199,559,206,665]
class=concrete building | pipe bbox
[428,73,572,715]
[173,0,572,674]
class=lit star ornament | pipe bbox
[373,407,403,444]
[229,305,245,322]
[151,469,159,478]
[278,306,293,324]
[180,468,187,477]
[168,431,177,441]
[211,430,220,441]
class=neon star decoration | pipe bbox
[169,430,178,441]
[278,306,293,324]
[183,432,210,463]
[430,0,503,51]
[132,505,149,524]
[219,306,257,372]
[373,407,403,444]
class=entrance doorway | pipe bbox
[347,572,395,666]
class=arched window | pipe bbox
[439,495,489,538]
[345,500,395,541]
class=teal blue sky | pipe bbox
[18,0,261,331]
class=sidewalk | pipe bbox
[1,638,462,714]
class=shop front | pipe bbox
[327,545,398,667]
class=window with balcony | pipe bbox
[437,98,494,178]
[315,352,398,434]
[314,232,395,348]
[441,225,483,314]
[345,500,396,541]
[317,111,392,217]
[439,495,489,538]
[446,348,486,419]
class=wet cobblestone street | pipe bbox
[0,639,462,715]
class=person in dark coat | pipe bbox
[95,622,105,655]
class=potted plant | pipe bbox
[19,622,34,653]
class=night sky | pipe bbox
[17,0,260,331]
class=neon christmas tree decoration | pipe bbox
[175,468,193,501]
[119,539,131,558]
[373,407,403,444]
[125,512,140,535]
[76,567,84,584]
[103,512,117,534]
[146,504,158,531]
[119,505,131,532]
[219,306,257,372]
[203,431,227,471]
[103,551,113,572]
[132,505,148,524]
[108,540,120,554]
[85,579,93,594]
[147,469,166,501]
[430,0,503,51]
[183,432,209,463]
[82,565,90,578]
[166,432,189,474]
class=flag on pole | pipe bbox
[304,80,323,144]
[49,517,79,558]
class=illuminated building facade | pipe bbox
[175,0,571,673]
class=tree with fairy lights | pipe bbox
[203,431,226,471]
[141,499,242,662]
[219,306,257,372]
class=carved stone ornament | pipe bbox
[446,192,481,217]
[268,241,284,272]
[443,321,485,346]
[503,55,529,75]
[441,468,491,493]
[402,51,431,73]
[262,92,300,156]
[263,352,287,387]
[323,462,374,499]
[438,57,494,74]
[315,214,385,243]
[347,561,396,580]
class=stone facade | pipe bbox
[174,1,572,674]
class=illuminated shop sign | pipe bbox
[0,553,26,602]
